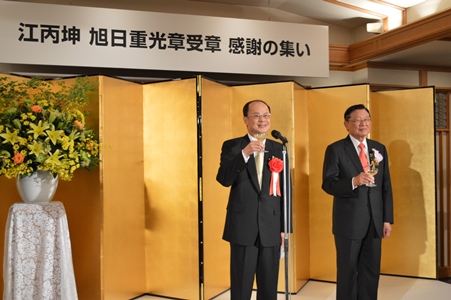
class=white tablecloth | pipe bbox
[3,202,78,300]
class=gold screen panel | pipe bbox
[57,77,103,300]
[201,78,232,298]
[143,78,200,299]
[293,84,310,290]
[373,88,437,279]
[231,82,294,145]
[307,84,370,281]
[230,82,301,293]
[99,76,147,299]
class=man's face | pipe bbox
[344,109,371,141]
[244,101,271,136]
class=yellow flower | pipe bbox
[45,149,63,166]
[28,141,45,157]
[0,128,20,145]
[27,120,49,140]
[48,110,60,123]
[45,125,65,145]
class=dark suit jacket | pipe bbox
[322,135,394,239]
[216,135,287,247]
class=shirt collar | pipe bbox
[349,135,367,150]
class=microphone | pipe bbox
[271,130,288,144]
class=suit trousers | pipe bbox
[334,217,382,300]
[230,238,280,300]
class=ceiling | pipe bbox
[189,0,451,68]
[191,0,386,29]
[5,0,451,80]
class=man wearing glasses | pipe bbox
[216,100,287,300]
[322,104,394,300]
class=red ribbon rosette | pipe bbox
[268,157,283,196]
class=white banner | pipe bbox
[0,2,329,77]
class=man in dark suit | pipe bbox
[216,99,287,300]
[322,104,394,300]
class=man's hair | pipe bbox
[243,100,271,117]
[344,104,370,121]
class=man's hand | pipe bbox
[242,141,265,157]
[353,172,375,186]
[383,222,392,238]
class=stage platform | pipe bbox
[138,275,451,300]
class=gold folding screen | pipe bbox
[99,76,146,299]
[229,81,310,293]
[0,74,437,299]
[307,84,371,281]
[307,85,437,281]
[372,88,436,278]
[143,78,200,299]
[202,78,233,298]
[0,75,147,300]
[292,84,311,289]
[142,78,310,298]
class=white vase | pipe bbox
[16,170,59,204]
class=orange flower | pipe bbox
[12,152,24,164]
[74,120,84,129]
[31,105,42,113]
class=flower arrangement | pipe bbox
[268,156,284,196]
[0,76,100,181]
[369,148,383,170]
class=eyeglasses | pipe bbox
[248,113,271,120]
[348,118,371,124]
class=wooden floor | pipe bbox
[138,275,451,299]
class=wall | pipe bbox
[408,0,451,21]
[429,71,451,88]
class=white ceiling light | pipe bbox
[381,0,427,8]
[367,21,383,33]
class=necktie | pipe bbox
[358,143,369,171]
[255,151,263,189]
